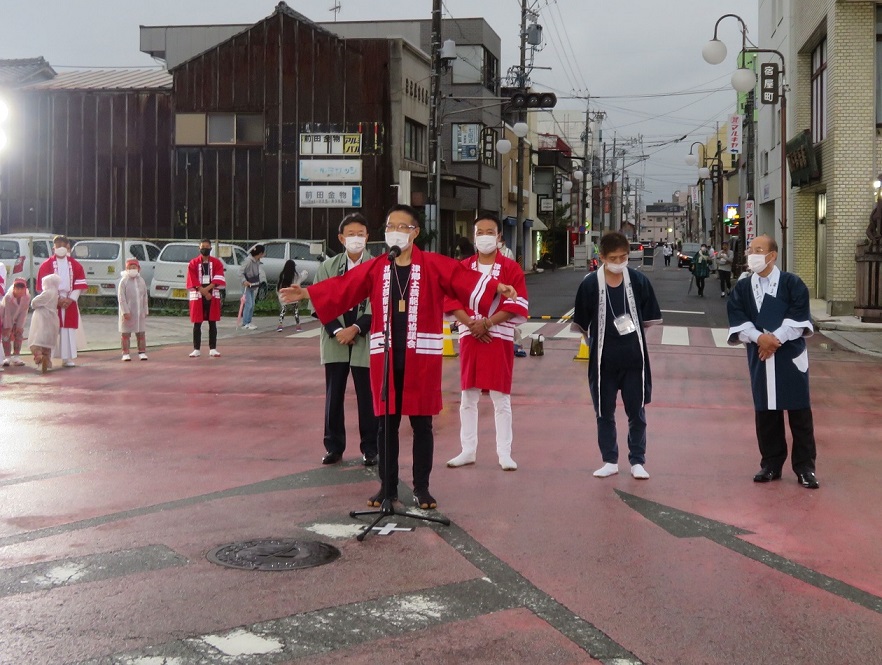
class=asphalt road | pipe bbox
[526,256,732,328]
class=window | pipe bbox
[264,243,286,260]
[452,45,498,93]
[811,38,827,142]
[0,241,20,260]
[130,245,146,261]
[289,243,312,261]
[159,245,198,263]
[177,113,264,146]
[404,118,426,164]
[208,114,235,144]
[146,244,160,261]
[761,150,769,175]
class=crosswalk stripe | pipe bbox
[661,326,690,346]
[518,322,546,338]
[711,328,731,348]
[286,328,321,338]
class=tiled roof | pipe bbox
[0,57,56,87]
[23,69,172,91]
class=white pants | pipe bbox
[459,388,513,456]
[54,328,77,360]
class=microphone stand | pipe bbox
[350,246,451,541]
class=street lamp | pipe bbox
[704,13,789,270]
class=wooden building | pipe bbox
[2,4,413,248]
[168,3,394,243]
[0,69,173,238]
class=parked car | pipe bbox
[259,239,328,286]
[149,242,249,303]
[629,242,645,261]
[71,239,162,296]
[0,234,56,291]
[677,242,702,269]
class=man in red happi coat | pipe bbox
[444,214,529,471]
[281,204,517,510]
[36,235,88,367]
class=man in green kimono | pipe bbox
[316,213,378,467]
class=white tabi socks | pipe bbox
[593,463,619,478]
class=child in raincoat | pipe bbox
[29,273,61,373]
[1,278,31,367]
[117,257,149,361]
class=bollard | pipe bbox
[573,336,590,361]
[442,321,458,357]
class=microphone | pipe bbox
[387,245,402,261]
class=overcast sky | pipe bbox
[1,0,757,204]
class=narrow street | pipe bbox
[0,262,880,664]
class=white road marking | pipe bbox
[661,326,690,346]
[305,523,368,539]
[711,328,731,348]
[371,522,413,535]
[517,322,546,337]
[286,327,321,338]
[202,629,283,657]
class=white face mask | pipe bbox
[385,231,411,251]
[604,260,627,274]
[474,236,498,255]
[344,236,366,254]
[54,247,68,258]
[747,253,770,273]
[127,269,139,278]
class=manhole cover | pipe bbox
[207,539,341,571]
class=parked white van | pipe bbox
[71,239,162,296]
[0,234,56,291]
[149,242,248,303]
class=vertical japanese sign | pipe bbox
[745,199,755,243]
[728,115,742,154]
[760,63,780,105]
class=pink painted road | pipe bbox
[0,322,880,664]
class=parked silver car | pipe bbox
[259,239,328,286]
[71,239,162,296]
[149,242,249,303]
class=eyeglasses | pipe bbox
[342,231,368,238]
[384,224,416,232]
[745,248,773,255]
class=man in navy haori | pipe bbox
[727,235,819,489]
[572,231,662,480]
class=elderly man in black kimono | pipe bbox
[727,235,819,489]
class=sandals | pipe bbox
[367,490,397,507]
[412,490,437,510]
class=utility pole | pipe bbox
[427,0,442,249]
[600,141,607,233]
[581,98,590,244]
[514,0,528,267]
[609,135,617,231]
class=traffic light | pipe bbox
[507,91,557,110]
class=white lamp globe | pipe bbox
[874,176,882,190]
[699,167,711,179]
[496,138,512,155]
[513,122,529,138]
[572,169,584,181]
[684,153,698,167]
[702,39,727,65]
[562,180,573,193]
[731,68,757,93]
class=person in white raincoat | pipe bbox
[29,273,62,373]
[118,258,149,361]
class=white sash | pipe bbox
[596,267,646,416]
